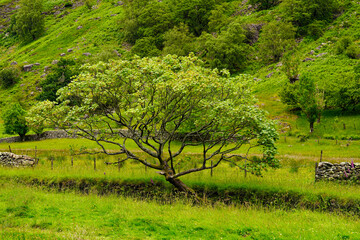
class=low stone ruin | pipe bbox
[315,161,360,181]
[0,152,36,167]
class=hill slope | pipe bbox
[0,0,359,138]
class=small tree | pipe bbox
[282,52,300,83]
[258,21,296,62]
[14,0,45,42]
[280,74,324,132]
[2,103,28,141]
[29,55,278,198]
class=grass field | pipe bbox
[0,182,360,240]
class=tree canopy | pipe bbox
[28,55,278,196]
[2,103,28,140]
[13,0,45,42]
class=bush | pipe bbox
[0,67,20,88]
[249,0,280,10]
[37,59,79,102]
[84,0,95,10]
[306,20,325,39]
[14,0,45,42]
[335,36,352,55]
[1,103,28,140]
[345,44,360,59]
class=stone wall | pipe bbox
[0,130,75,143]
[0,152,36,167]
[315,161,360,181]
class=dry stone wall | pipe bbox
[0,130,75,143]
[315,161,360,181]
[0,152,36,167]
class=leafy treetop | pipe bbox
[28,55,278,196]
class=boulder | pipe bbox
[23,64,34,72]
[266,72,274,78]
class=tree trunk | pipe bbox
[310,122,314,133]
[166,177,203,203]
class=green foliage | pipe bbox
[84,0,96,10]
[282,51,300,83]
[37,59,79,102]
[306,20,326,39]
[29,55,278,191]
[281,74,324,132]
[249,0,280,10]
[326,76,360,111]
[163,23,195,56]
[131,37,161,57]
[335,36,353,55]
[198,22,252,72]
[208,3,231,33]
[13,0,45,42]
[281,0,340,30]
[0,66,20,88]
[258,21,296,62]
[121,0,174,45]
[345,43,360,59]
[1,103,28,140]
[171,0,217,36]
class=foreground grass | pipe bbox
[0,182,359,240]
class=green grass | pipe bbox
[1,137,360,203]
[0,181,360,239]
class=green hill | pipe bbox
[0,0,359,138]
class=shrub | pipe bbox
[14,0,45,42]
[335,36,352,55]
[37,59,79,102]
[345,44,360,59]
[84,0,96,10]
[0,67,20,88]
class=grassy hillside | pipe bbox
[0,0,359,138]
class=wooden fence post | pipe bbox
[8,145,11,153]
[320,150,323,162]
[94,156,96,171]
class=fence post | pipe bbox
[320,150,323,162]
[8,145,11,153]
[94,156,96,171]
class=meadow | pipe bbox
[1,137,360,239]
